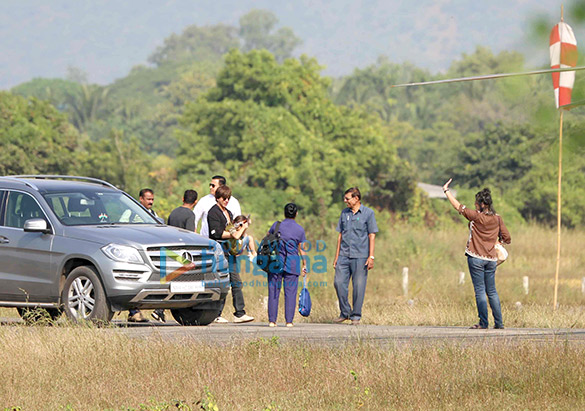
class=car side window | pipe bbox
[5,192,45,229]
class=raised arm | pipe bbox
[443,178,461,211]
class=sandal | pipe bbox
[469,324,487,329]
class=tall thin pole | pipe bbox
[553,5,565,310]
[553,110,564,309]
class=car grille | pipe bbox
[146,245,217,281]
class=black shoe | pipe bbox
[152,309,166,323]
[494,325,505,329]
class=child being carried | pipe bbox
[227,215,257,259]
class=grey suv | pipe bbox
[0,175,230,325]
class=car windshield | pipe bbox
[43,190,158,226]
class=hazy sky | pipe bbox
[0,0,573,89]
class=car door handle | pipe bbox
[0,236,9,244]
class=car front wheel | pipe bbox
[61,266,113,323]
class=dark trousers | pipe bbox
[267,271,299,323]
[218,255,246,318]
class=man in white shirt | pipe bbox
[194,175,241,236]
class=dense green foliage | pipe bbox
[0,92,79,175]
[176,50,416,228]
[5,7,585,229]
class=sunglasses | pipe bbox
[209,183,216,188]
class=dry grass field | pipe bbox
[229,224,585,329]
[1,326,585,410]
[2,224,585,409]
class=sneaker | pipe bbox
[127,311,149,323]
[151,309,166,323]
[233,314,255,323]
[333,316,349,324]
[269,322,277,327]
[213,316,229,324]
[286,323,294,328]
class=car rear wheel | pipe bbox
[17,307,62,323]
[61,266,113,323]
[171,300,223,326]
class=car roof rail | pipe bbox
[7,175,119,190]
[0,177,40,191]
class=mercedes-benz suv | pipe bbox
[0,175,229,325]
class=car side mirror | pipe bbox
[23,218,51,234]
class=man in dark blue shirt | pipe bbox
[333,187,378,325]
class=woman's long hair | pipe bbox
[475,188,496,215]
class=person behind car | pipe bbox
[193,175,241,236]
[151,189,199,323]
[128,188,159,322]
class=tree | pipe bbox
[79,129,150,193]
[11,78,82,111]
[148,24,239,66]
[450,123,542,190]
[176,50,416,228]
[64,83,110,133]
[66,66,89,84]
[0,92,80,175]
[239,10,302,62]
[334,58,437,127]
[514,119,585,228]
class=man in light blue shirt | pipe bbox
[333,187,378,325]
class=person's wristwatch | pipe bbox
[369,256,375,260]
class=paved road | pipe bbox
[3,317,584,345]
[108,320,585,346]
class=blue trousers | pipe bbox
[334,256,368,321]
[467,256,503,328]
[267,271,299,323]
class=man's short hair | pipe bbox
[215,185,232,200]
[139,188,154,198]
[211,175,227,186]
[183,189,198,204]
[345,187,361,200]
[284,203,298,219]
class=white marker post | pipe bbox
[459,271,465,285]
[523,276,530,295]
[402,267,409,298]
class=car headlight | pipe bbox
[214,242,228,272]
[101,244,144,264]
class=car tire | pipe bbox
[171,301,223,326]
[61,266,113,324]
[17,307,62,323]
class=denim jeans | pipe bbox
[467,256,503,328]
[334,256,368,321]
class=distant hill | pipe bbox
[0,0,575,90]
